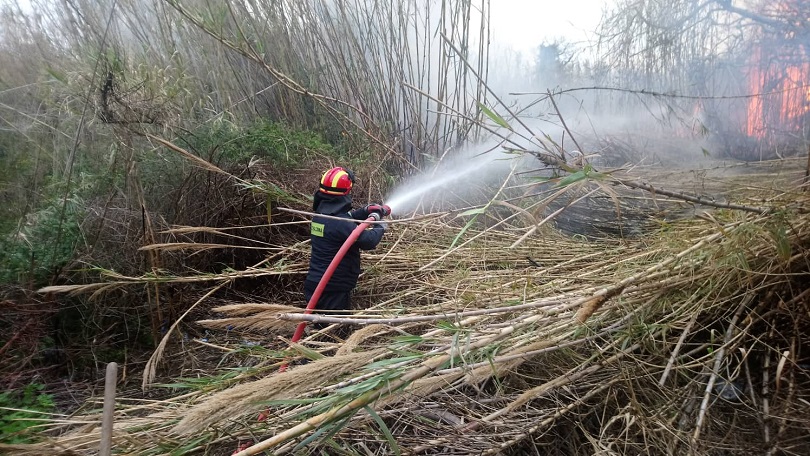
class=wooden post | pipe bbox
[100,362,118,456]
[804,142,809,191]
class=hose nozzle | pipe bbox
[366,204,392,218]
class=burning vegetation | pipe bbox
[745,1,810,143]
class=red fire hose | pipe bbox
[279,212,383,371]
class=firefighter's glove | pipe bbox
[365,204,391,218]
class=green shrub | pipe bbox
[183,120,338,167]
[0,194,85,286]
[0,383,55,444]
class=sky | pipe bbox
[488,0,611,56]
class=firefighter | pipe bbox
[304,167,389,319]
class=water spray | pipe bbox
[384,149,511,215]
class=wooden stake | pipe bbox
[100,362,118,456]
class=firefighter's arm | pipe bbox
[356,223,385,250]
[349,207,371,220]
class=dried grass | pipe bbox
[21,161,810,455]
[173,348,387,435]
[196,303,303,333]
[335,324,391,356]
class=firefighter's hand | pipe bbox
[365,204,391,217]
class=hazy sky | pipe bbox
[489,0,609,55]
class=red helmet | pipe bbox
[319,167,354,195]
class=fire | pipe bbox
[746,46,810,139]
[745,1,810,140]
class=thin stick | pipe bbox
[546,89,583,161]
[616,178,769,214]
[692,296,749,442]
[278,297,569,325]
[100,362,118,456]
[763,348,771,444]
[276,206,449,224]
[660,309,700,386]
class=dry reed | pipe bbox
[18,160,810,456]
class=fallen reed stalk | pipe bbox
[21,161,810,455]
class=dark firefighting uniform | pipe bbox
[304,192,385,313]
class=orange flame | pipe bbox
[745,1,810,139]
[746,48,765,138]
[747,49,810,138]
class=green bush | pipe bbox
[0,194,85,286]
[0,383,55,444]
[184,120,338,167]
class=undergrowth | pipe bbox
[0,193,85,287]
[179,119,341,168]
[0,383,55,444]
